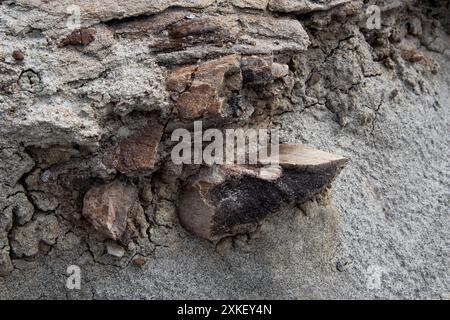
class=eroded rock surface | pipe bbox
[167,54,292,123]
[169,55,242,121]
[0,0,449,300]
[104,119,164,174]
[9,214,60,258]
[82,181,138,240]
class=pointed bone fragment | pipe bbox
[178,144,348,241]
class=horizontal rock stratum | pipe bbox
[82,180,138,240]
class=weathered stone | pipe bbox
[0,191,35,229]
[141,183,154,205]
[106,240,125,258]
[168,55,297,124]
[80,62,168,117]
[29,191,59,212]
[178,144,348,241]
[12,49,24,61]
[82,180,138,240]
[160,161,184,184]
[241,55,273,85]
[0,247,13,276]
[125,202,148,241]
[154,15,235,54]
[9,215,60,258]
[401,49,424,62]
[150,12,309,64]
[166,54,293,122]
[166,65,197,93]
[2,97,103,147]
[132,257,147,267]
[29,146,80,167]
[0,149,34,187]
[176,84,222,119]
[231,0,269,10]
[272,63,290,79]
[58,28,96,47]
[268,0,350,14]
[16,0,216,33]
[155,200,177,227]
[239,15,310,52]
[155,181,179,202]
[170,55,242,120]
[169,18,220,38]
[105,120,164,174]
[408,17,423,37]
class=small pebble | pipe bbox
[106,241,125,258]
[12,50,24,61]
[132,257,146,267]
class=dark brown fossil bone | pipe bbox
[178,144,348,241]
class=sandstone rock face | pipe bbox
[178,145,348,240]
[82,181,138,240]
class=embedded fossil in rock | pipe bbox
[178,145,349,241]
[0,0,448,300]
[74,6,347,245]
[0,0,356,274]
[166,54,293,124]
